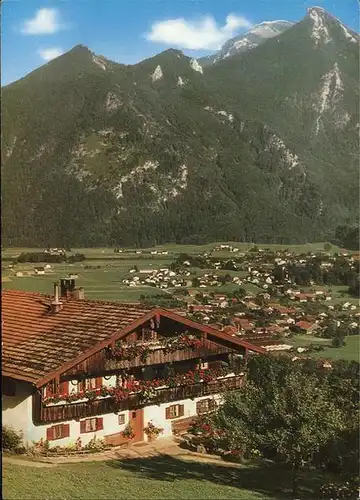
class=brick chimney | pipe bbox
[60,278,84,299]
[51,282,63,314]
[72,287,85,300]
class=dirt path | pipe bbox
[3,456,57,468]
[3,438,241,469]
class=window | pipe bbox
[118,414,125,425]
[44,380,56,398]
[196,398,216,415]
[53,424,64,439]
[86,418,97,432]
[85,378,96,390]
[80,418,103,433]
[200,361,208,369]
[46,424,70,441]
[165,404,184,419]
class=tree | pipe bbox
[233,287,246,299]
[192,277,201,288]
[332,332,346,348]
[211,358,345,499]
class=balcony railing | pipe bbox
[63,337,238,378]
[104,340,233,371]
[34,375,244,424]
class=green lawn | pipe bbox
[289,335,360,362]
[2,455,330,500]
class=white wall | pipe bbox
[2,381,33,444]
[2,379,224,447]
[29,409,129,448]
[143,394,223,440]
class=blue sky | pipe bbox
[2,0,358,85]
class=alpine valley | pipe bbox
[2,6,359,247]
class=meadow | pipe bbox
[2,455,330,500]
[1,242,349,302]
[288,334,359,362]
[2,249,174,301]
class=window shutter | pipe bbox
[178,405,184,417]
[96,417,104,431]
[62,424,70,438]
[60,381,69,396]
[95,377,102,389]
[78,380,85,393]
[46,427,54,441]
[165,407,171,419]
[80,420,86,433]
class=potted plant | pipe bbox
[121,423,135,441]
[144,422,164,442]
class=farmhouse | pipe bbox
[2,280,264,448]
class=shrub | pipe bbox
[319,478,359,499]
[143,422,164,437]
[332,334,346,348]
[84,437,106,451]
[121,423,135,439]
[2,426,23,452]
[28,438,50,456]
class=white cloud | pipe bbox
[146,14,252,50]
[21,8,63,35]
[38,47,64,62]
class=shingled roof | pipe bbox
[2,289,154,385]
[2,289,265,387]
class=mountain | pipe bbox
[200,20,294,66]
[2,7,359,248]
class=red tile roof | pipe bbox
[233,318,254,330]
[295,321,315,330]
[221,325,238,335]
[2,290,153,384]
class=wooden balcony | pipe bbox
[63,339,235,377]
[104,340,233,371]
[33,375,244,424]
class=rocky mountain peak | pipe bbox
[306,6,358,45]
[200,19,294,65]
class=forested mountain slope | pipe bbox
[2,7,359,247]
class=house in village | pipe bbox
[294,321,320,334]
[2,280,264,448]
[34,267,46,275]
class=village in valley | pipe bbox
[119,244,359,360]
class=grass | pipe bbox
[2,455,330,500]
[288,334,360,362]
[1,242,344,260]
[1,257,174,302]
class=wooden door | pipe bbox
[129,409,144,442]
